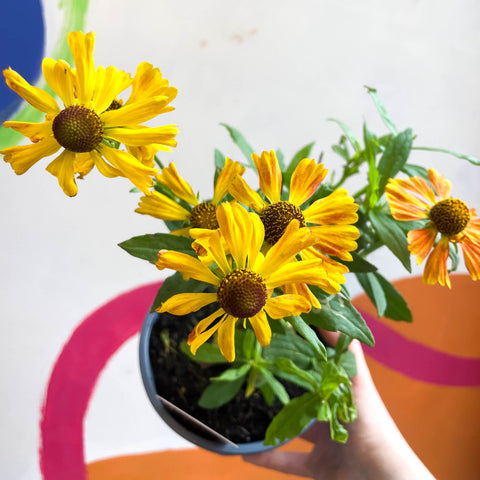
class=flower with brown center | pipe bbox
[386,168,480,287]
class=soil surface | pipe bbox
[148,302,305,444]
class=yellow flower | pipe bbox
[1,31,178,196]
[229,150,359,299]
[136,158,245,236]
[385,168,480,287]
[155,202,329,362]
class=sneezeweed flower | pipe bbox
[229,150,359,299]
[386,168,480,287]
[1,31,178,196]
[136,158,245,236]
[155,202,330,362]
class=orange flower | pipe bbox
[386,168,480,287]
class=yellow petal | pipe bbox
[303,188,359,225]
[289,158,328,206]
[68,31,96,105]
[1,136,60,174]
[248,310,272,347]
[309,224,359,261]
[3,67,60,115]
[42,58,75,106]
[252,150,282,203]
[461,221,480,281]
[266,258,326,289]
[135,190,191,221]
[187,309,226,355]
[97,144,156,194]
[156,249,220,285]
[92,65,132,113]
[428,168,451,201]
[408,227,438,265]
[89,149,121,177]
[264,294,311,319]
[228,174,265,211]
[218,315,238,362]
[157,292,218,315]
[156,163,198,205]
[191,228,231,276]
[257,221,316,278]
[45,150,78,196]
[102,95,171,127]
[282,283,321,309]
[212,157,246,205]
[3,120,52,143]
[104,125,178,148]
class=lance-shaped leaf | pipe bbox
[220,123,255,169]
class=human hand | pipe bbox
[243,332,435,479]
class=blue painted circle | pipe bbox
[0,0,45,122]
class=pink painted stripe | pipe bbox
[360,310,480,386]
[39,281,163,480]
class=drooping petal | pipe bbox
[3,67,60,115]
[282,283,321,308]
[217,315,238,362]
[264,294,312,319]
[187,309,226,355]
[289,158,328,206]
[68,31,96,106]
[303,188,358,225]
[407,226,438,265]
[157,292,218,316]
[97,144,157,194]
[248,310,272,347]
[228,174,265,212]
[135,190,191,221]
[423,237,451,287]
[191,228,231,276]
[88,149,121,177]
[212,157,245,205]
[460,217,480,281]
[3,120,53,143]
[156,249,220,285]
[42,58,75,107]
[252,150,283,203]
[45,149,78,196]
[156,163,198,205]
[385,179,432,221]
[1,136,60,174]
[428,168,452,201]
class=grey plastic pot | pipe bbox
[139,310,288,455]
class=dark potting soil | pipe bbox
[148,302,306,444]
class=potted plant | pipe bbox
[2,30,479,456]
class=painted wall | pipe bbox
[1,1,479,479]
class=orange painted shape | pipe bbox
[87,438,311,480]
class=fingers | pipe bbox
[243,451,312,477]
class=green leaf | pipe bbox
[355,272,387,317]
[180,342,228,364]
[263,331,316,368]
[198,371,248,409]
[220,123,255,168]
[412,146,480,166]
[328,119,361,152]
[364,85,398,134]
[264,391,322,445]
[118,233,195,264]
[242,329,256,360]
[283,142,315,187]
[288,316,327,360]
[276,149,286,171]
[150,272,208,311]
[304,292,375,347]
[211,364,251,382]
[377,128,413,194]
[401,163,429,179]
[274,358,318,390]
[368,208,412,272]
[363,122,380,208]
[259,368,290,405]
[335,251,378,273]
[214,148,226,170]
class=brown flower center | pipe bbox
[430,198,470,236]
[189,202,219,229]
[260,201,306,245]
[52,105,103,153]
[217,269,267,318]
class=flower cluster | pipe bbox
[2,31,479,446]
